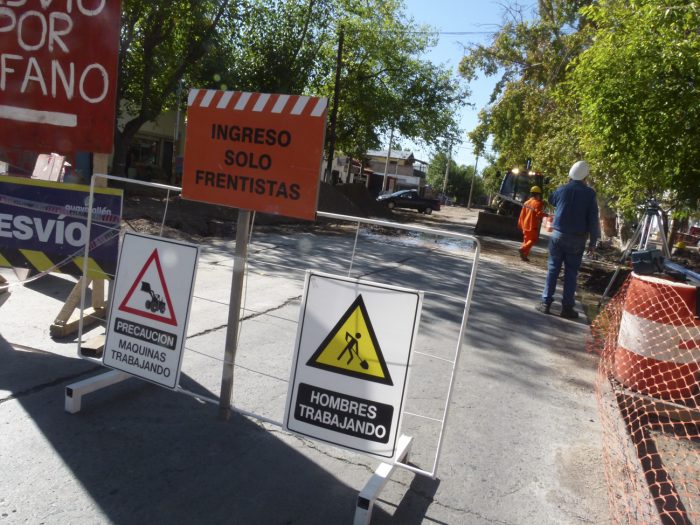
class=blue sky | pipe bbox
[400,0,534,169]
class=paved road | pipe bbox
[0,208,610,524]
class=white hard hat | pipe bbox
[568,161,590,180]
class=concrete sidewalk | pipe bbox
[0,220,610,524]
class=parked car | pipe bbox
[438,193,454,206]
[376,189,441,214]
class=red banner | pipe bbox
[0,1,121,154]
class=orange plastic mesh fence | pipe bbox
[589,273,700,524]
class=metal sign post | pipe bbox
[181,89,329,417]
[218,209,252,420]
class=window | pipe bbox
[129,137,160,167]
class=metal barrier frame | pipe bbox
[71,175,481,518]
[76,175,182,356]
[315,211,480,479]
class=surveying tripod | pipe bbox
[600,199,671,304]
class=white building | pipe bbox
[365,150,428,192]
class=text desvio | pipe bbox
[0,1,111,104]
[0,212,88,246]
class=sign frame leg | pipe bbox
[218,209,252,420]
[64,370,132,413]
[353,434,414,525]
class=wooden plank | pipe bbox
[80,334,106,359]
[50,306,106,338]
[51,153,110,336]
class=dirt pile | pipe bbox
[120,181,391,237]
[319,183,392,219]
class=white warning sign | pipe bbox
[103,233,199,389]
[284,271,422,459]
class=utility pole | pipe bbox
[441,142,451,196]
[172,79,184,185]
[467,153,480,209]
[381,127,394,192]
[325,27,344,184]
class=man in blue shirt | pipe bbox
[537,161,599,319]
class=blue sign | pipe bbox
[0,176,123,279]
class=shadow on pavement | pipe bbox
[461,261,599,398]
[23,273,81,301]
[374,474,442,525]
[0,290,10,309]
[0,334,399,524]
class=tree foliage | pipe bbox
[459,0,700,217]
[570,0,700,213]
[115,0,234,176]
[200,0,335,94]
[426,152,485,205]
[459,1,590,181]
[114,0,466,178]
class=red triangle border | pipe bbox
[118,248,178,326]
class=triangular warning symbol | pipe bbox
[306,295,393,385]
[118,249,178,326]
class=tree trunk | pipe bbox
[112,117,148,177]
[617,215,634,245]
[668,216,688,247]
[599,200,617,243]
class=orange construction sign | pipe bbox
[182,90,328,221]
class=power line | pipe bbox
[380,30,495,36]
[331,24,495,37]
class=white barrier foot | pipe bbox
[65,370,131,413]
[353,434,413,525]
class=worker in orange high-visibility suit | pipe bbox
[518,186,547,261]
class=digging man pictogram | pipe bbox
[338,332,369,369]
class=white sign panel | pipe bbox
[103,233,199,389]
[285,272,422,459]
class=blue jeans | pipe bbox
[542,230,587,307]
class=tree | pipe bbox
[202,0,336,95]
[569,0,700,215]
[479,161,503,198]
[460,0,700,222]
[114,0,466,181]
[427,152,485,205]
[459,1,592,181]
[319,1,468,161]
[114,0,234,177]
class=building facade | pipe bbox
[365,150,428,193]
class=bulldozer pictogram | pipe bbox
[141,281,166,314]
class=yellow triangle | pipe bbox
[307,295,393,385]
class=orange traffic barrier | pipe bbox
[613,273,700,403]
[589,274,700,524]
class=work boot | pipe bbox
[536,302,550,314]
[519,249,529,262]
[560,306,579,319]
